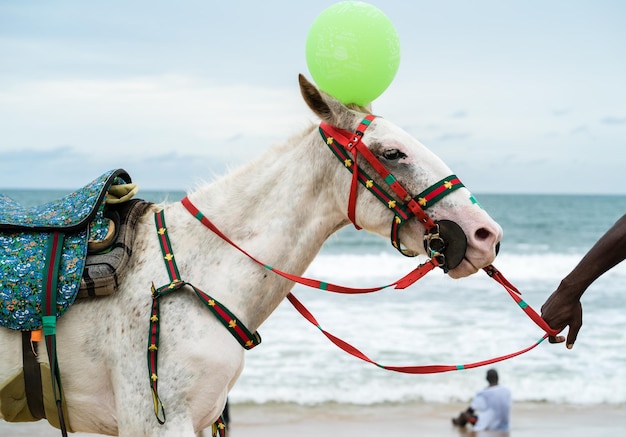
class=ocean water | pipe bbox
[3,189,626,407]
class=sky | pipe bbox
[1,0,625,194]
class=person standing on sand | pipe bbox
[541,214,626,348]
[453,369,511,432]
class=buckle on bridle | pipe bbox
[424,224,447,269]
[423,220,468,273]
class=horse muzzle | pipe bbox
[423,220,468,273]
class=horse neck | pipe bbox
[182,127,349,329]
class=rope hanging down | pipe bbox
[287,293,548,374]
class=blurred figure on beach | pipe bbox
[541,214,626,348]
[452,369,511,433]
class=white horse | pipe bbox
[0,75,502,436]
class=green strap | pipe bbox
[390,175,465,256]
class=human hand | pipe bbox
[540,288,583,349]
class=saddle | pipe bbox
[0,169,152,434]
[79,198,152,298]
[0,168,139,330]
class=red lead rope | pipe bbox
[182,196,439,293]
[286,293,548,374]
[484,265,559,337]
[286,265,558,374]
[181,196,560,374]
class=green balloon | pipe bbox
[305,1,401,106]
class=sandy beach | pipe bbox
[1,402,624,437]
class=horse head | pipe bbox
[299,74,502,279]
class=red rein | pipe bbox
[181,196,559,374]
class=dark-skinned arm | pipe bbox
[541,214,626,348]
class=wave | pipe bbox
[304,251,626,286]
[228,250,626,406]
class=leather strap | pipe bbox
[148,210,260,428]
[21,331,45,420]
[41,231,68,437]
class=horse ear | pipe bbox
[298,74,364,127]
[298,74,335,123]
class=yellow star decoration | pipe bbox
[217,422,226,430]
[168,280,180,289]
[444,181,453,189]
[157,227,166,235]
[208,299,215,306]
[148,344,158,351]
[150,315,159,322]
[344,159,352,167]
[151,373,158,381]
[387,200,396,209]
[366,180,374,188]
[418,197,428,206]
[245,340,254,348]
[395,216,402,224]
[326,137,334,145]
[228,319,237,328]
[164,253,173,261]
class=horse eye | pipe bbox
[382,149,406,161]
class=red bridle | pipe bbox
[319,115,463,231]
[320,115,439,230]
[319,115,466,270]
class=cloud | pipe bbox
[552,109,570,116]
[600,116,626,125]
[0,146,229,191]
[0,145,78,161]
[0,75,306,141]
[0,74,315,190]
[449,110,468,119]
[570,125,588,135]
[436,132,471,142]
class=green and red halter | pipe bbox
[319,115,466,270]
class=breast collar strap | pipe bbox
[148,209,261,428]
[319,116,465,257]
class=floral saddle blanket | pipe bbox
[0,169,138,331]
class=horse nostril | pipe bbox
[475,228,500,256]
[475,227,491,241]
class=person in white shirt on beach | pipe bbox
[452,368,511,432]
[470,369,512,431]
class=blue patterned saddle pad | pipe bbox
[0,169,132,331]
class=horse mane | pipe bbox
[187,123,319,197]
